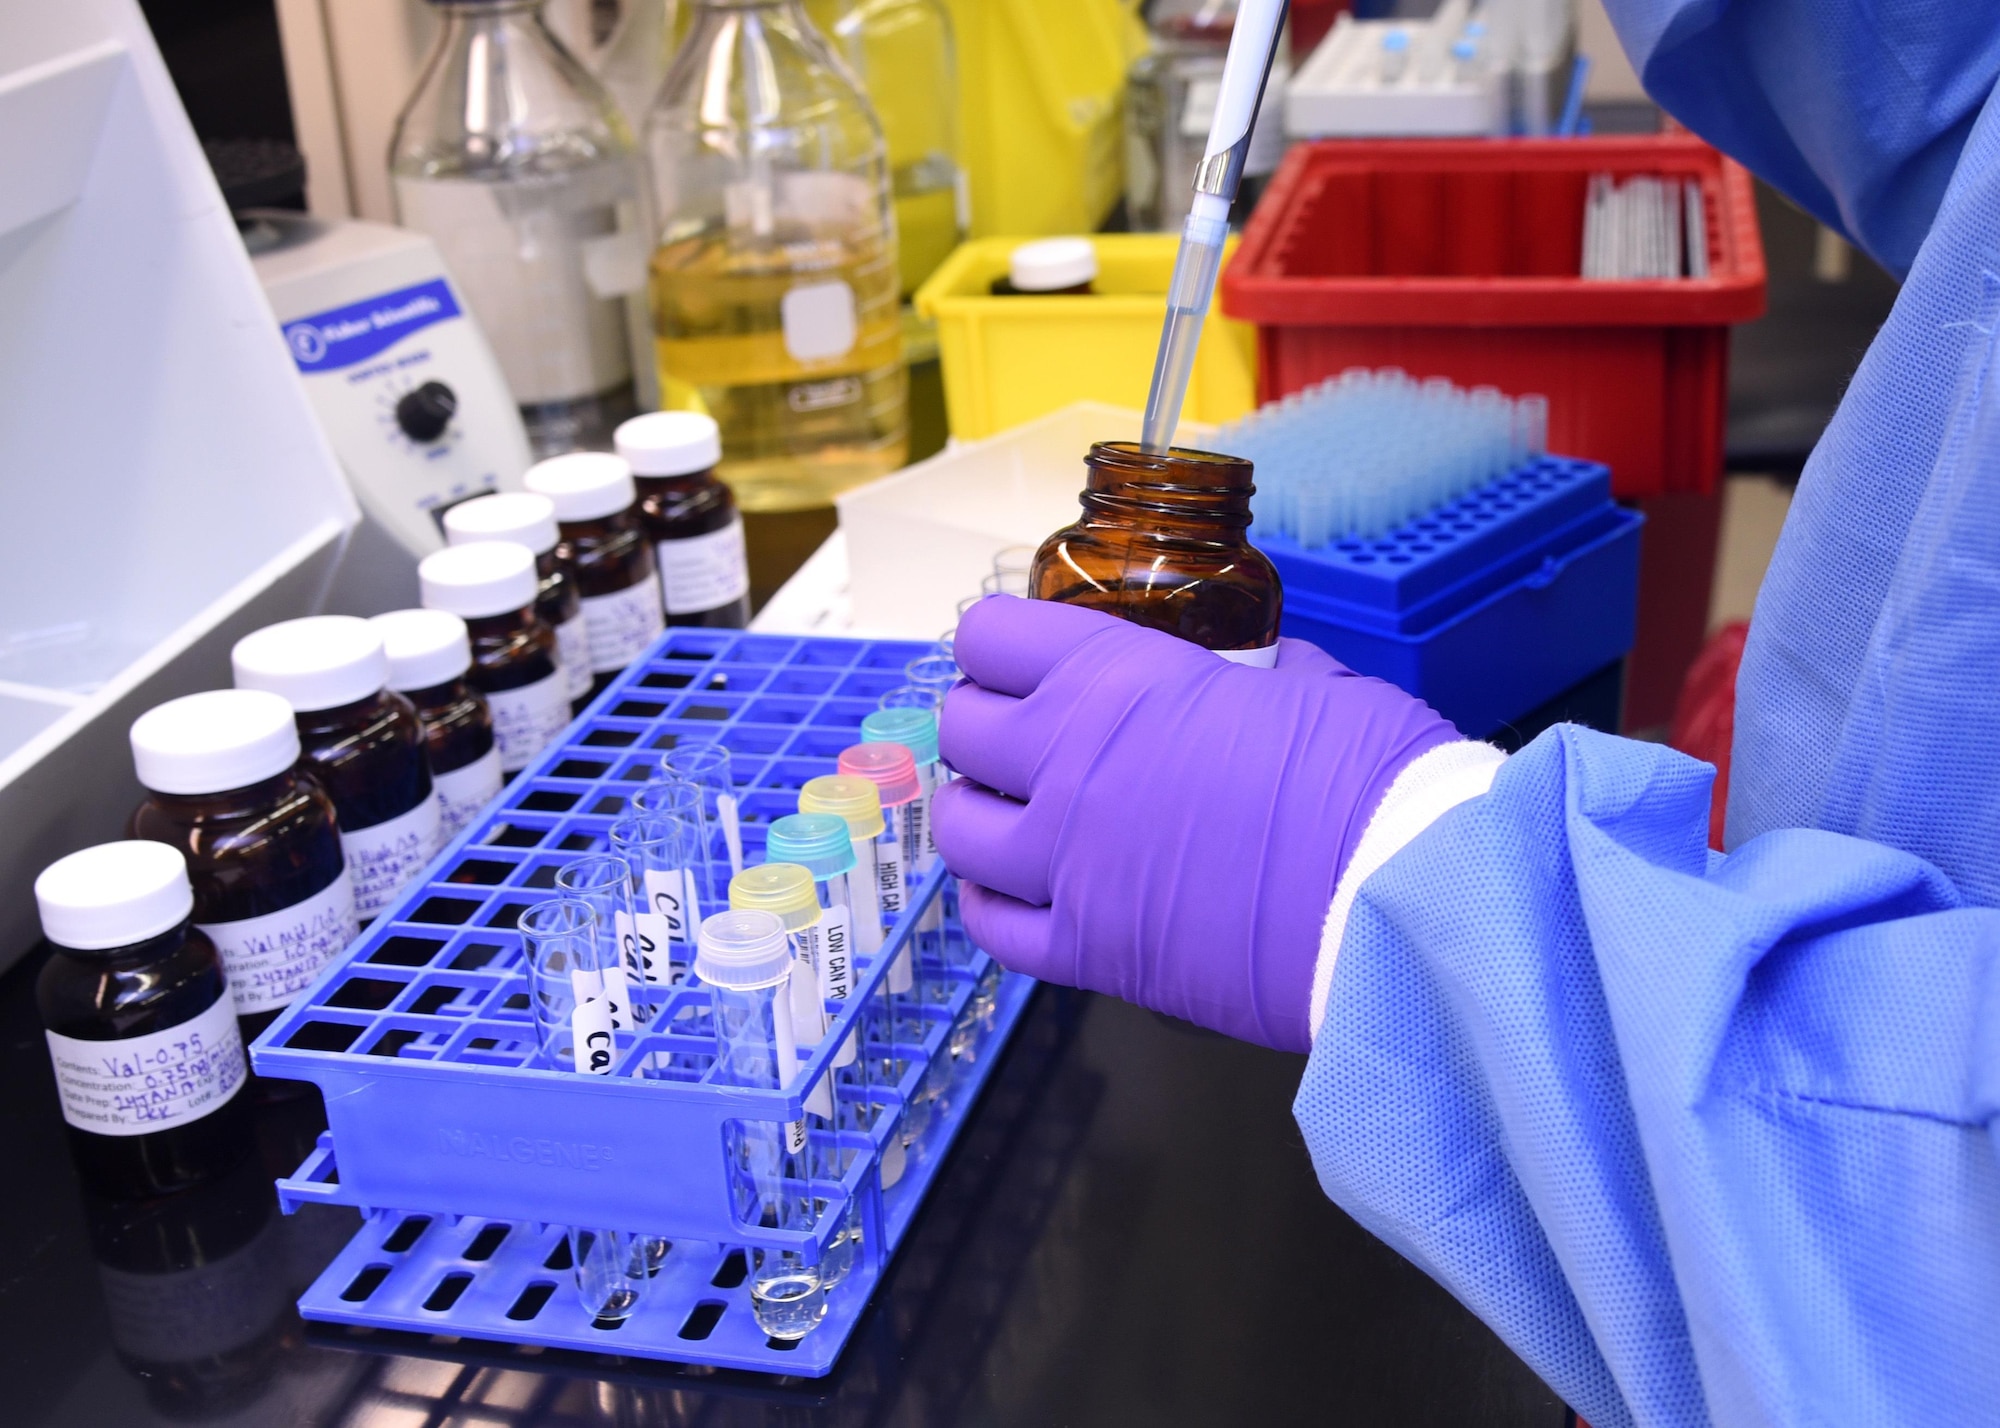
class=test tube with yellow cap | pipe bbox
[796,776,893,957]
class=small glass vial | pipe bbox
[525,451,665,693]
[993,237,1098,296]
[420,541,573,773]
[1031,442,1283,664]
[615,411,751,629]
[696,908,827,1340]
[128,690,358,1041]
[232,617,442,921]
[35,841,252,1197]
[445,492,594,707]
[371,608,502,841]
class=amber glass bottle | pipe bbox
[231,617,439,922]
[35,841,252,1197]
[372,608,501,840]
[128,690,358,1049]
[443,492,593,708]
[525,451,665,698]
[420,541,572,772]
[1030,442,1283,662]
[616,411,752,629]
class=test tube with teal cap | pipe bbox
[861,705,942,868]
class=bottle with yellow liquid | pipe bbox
[803,0,965,297]
[642,0,907,513]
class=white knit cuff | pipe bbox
[1308,740,1509,1043]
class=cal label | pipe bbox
[570,967,617,1073]
[555,611,593,700]
[658,518,750,616]
[581,575,665,672]
[433,746,503,838]
[199,872,359,1014]
[489,669,571,772]
[45,994,246,1136]
[342,795,441,920]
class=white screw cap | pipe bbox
[420,541,539,621]
[615,411,723,477]
[443,492,560,556]
[37,841,195,950]
[694,909,793,989]
[131,689,302,795]
[371,609,472,691]
[1009,237,1097,293]
[524,451,637,523]
[233,616,389,713]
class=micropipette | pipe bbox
[1139,0,1291,453]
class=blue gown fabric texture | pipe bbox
[1294,4,2000,1425]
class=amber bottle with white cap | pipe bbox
[127,689,357,1042]
[442,491,592,707]
[371,609,501,840]
[615,411,751,629]
[232,617,441,921]
[524,451,665,692]
[419,541,571,773]
[36,841,253,1197]
[994,237,1098,295]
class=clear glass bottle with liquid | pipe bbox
[804,0,964,296]
[641,0,907,511]
[391,0,656,458]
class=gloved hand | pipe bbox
[933,596,1460,1052]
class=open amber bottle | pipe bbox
[1030,442,1283,662]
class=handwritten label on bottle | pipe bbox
[432,746,503,839]
[556,612,593,700]
[342,796,442,920]
[489,668,571,772]
[45,995,245,1136]
[657,518,750,616]
[200,872,359,1014]
[582,575,665,673]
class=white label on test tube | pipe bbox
[614,908,665,991]
[787,925,837,1119]
[806,904,856,1069]
[845,863,884,956]
[644,866,698,954]
[914,761,940,866]
[570,968,617,1074]
[875,822,906,920]
[771,973,810,1154]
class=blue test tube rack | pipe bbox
[251,631,1032,1377]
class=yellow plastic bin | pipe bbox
[914,234,1259,440]
[944,0,1149,238]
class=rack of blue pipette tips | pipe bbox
[249,630,1033,1377]
[1215,369,1642,738]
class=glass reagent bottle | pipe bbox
[371,607,502,839]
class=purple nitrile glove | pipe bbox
[932,596,1460,1052]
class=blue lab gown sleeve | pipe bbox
[1297,730,2000,1428]
[1596,0,2000,277]
[1290,6,2000,1424]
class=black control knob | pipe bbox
[394,381,458,443]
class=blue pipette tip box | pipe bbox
[250,631,1032,1377]
[1252,456,1643,738]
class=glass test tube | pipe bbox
[695,909,827,1340]
[729,862,864,1283]
[520,897,649,1322]
[553,856,644,1031]
[607,814,700,989]
[904,654,958,708]
[660,740,742,902]
[631,778,714,920]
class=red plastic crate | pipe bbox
[1222,136,1767,500]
